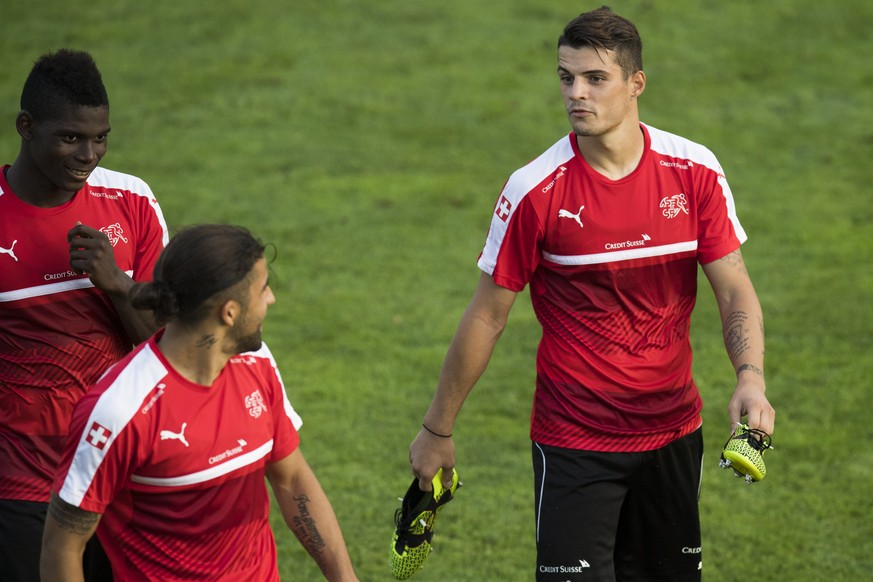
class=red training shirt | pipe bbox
[54,335,302,581]
[479,124,745,452]
[0,166,168,501]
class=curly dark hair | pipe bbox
[20,49,109,121]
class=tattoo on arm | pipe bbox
[290,495,329,573]
[718,249,749,276]
[723,311,751,361]
[737,363,764,378]
[48,492,100,535]
[195,334,217,348]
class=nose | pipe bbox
[266,286,276,306]
[75,139,104,164]
[569,77,589,101]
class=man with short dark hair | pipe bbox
[0,49,168,581]
[409,7,775,580]
[41,224,359,582]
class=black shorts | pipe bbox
[532,428,704,582]
[0,498,114,582]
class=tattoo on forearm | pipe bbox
[291,495,328,572]
[737,363,764,378]
[48,492,99,535]
[724,311,751,361]
[195,334,217,348]
[718,249,749,276]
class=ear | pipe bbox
[16,111,34,140]
[219,299,242,327]
[630,70,646,100]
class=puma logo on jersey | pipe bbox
[160,422,189,447]
[558,205,585,229]
[0,240,18,261]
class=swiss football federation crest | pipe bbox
[660,193,689,219]
[245,390,267,418]
[100,223,129,246]
[86,422,112,450]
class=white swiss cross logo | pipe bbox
[86,422,112,450]
[495,195,512,222]
[245,390,267,418]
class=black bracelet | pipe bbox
[422,423,452,438]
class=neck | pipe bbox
[575,119,645,181]
[157,325,232,386]
[6,157,76,207]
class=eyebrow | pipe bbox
[54,126,112,137]
[557,66,611,77]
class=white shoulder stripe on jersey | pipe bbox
[0,270,134,303]
[500,136,576,207]
[543,240,698,266]
[59,344,169,507]
[87,166,171,246]
[645,123,721,172]
[644,123,747,244]
[480,136,576,273]
[130,440,274,487]
[87,166,151,191]
[247,342,303,430]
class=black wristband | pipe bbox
[422,423,452,438]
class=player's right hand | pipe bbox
[409,427,455,492]
[67,222,127,295]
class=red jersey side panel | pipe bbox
[478,124,745,452]
[0,166,169,502]
[54,337,301,581]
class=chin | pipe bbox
[237,335,263,354]
[571,123,605,138]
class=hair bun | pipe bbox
[129,279,180,326]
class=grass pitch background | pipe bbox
[2,0,871,580]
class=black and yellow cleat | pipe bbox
[389,468,460,580]
[719,423,772,483]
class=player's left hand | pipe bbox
[67,222,127,295]
[727,379,775,436]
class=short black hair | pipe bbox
[20,49,109,121]
[558,6,643,79]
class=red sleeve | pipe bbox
[130,189,168,282]
[481,194,545,292]
[695,167,745,264]
[53,381,142,514]
[263,359,300,462]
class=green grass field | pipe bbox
[3,0,871,580]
